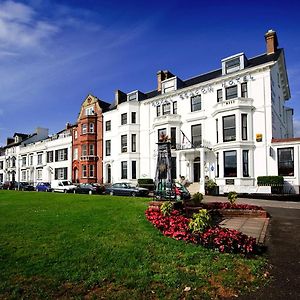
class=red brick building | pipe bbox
[72,94,110,183]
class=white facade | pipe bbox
[0,128,72,186]
[103,31,296,194]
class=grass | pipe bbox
[0,190,268,299]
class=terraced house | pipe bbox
[0,30,298,194]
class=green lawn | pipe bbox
[0,191,268,299]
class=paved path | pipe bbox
[219,217,269,244]
[203,196,300,299]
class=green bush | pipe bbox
[188,209,212,233]
[160,201,173,216]
[205,179,217,190]
[257,176,284,186]
[191,192,203,206]
[227,191,237,205]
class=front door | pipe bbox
[193,157,200,182]
[107,164,111,184]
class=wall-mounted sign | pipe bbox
[225,179,235,185]
[256,133,263,142]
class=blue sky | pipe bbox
[0,0,300,146]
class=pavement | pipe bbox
[203,195,300,244]
[203,195,300,299]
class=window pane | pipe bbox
[131,112,136,124]
[121,135,127,153]
[191,124,202,147]
[278,148,294,176]
[132,161,136,179]
[105,121,111,131]
[191,95,201,112]
[241,83,248,98]
[223,115,236,142]
[106,140,111,156]
[242,114,247,140]
[224,150,237,177]
[217,89,223,102]
[243,150,249,177]
[158,128,166,142]
[121,113,127,125]
[171,127,176,149]
[162,103,171,115]
[225,86,238,100]
[132,134,136,152]
[173,101,177,114]
[121,161,127,179]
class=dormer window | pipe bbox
[225,58,240,73]
[222,53,247,75]
[127,92,138,101]
[161,78,176,94]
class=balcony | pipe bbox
[153,114,181,127]
[212,97,254,117]
[80,155,98,161]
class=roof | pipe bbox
[98,99,111,112]
[142,49,283,101]
[272,137,300,143]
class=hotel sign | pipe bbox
[256,133,263,142]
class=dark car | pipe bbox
[75,183,105,195]
[18,182,35,191]
[2,181,17,190]
[106,183,149,197]
[155,182,190,201]
[36,182,53,192]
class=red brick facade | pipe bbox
[72,95,110,183]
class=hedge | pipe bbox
[257,176,284,186]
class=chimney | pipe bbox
[157,70,175,92]
[265,29,278,55]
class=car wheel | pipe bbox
[64,189,67,193]
[110,191,114,196]
[131,192,136,197]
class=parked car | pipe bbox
[36,182,53,192]
[2,181,17,190]
[51,180,77,193]
[18,182,35,191]
[155,182,190,201]
[75,183,105,194]
[106,183,149,197]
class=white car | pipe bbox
[51,180,77,193]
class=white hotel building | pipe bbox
[103,30,298,194]
[0,30,299,194]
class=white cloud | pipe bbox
[0,0,58,51]
[0,0,34,22]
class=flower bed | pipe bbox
[145,207,258,254]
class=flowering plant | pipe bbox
[145,207,258,254]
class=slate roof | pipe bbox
[142,49,282,101]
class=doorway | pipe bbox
[193,157,200,182]
[107,164,111,183]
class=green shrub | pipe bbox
[205,179,217,190]
[160,201,173,216]
[188,209,212,233]
[191,192,203,206]
[257,176,284,186]
[227,191,237,205]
